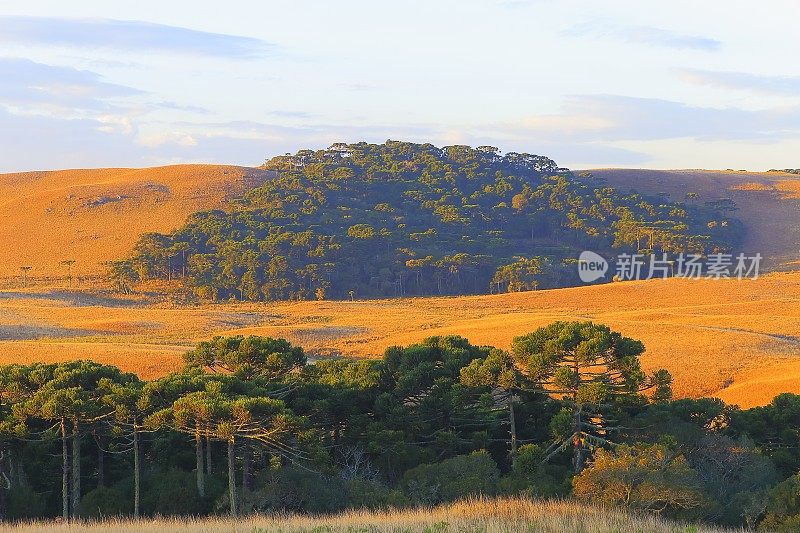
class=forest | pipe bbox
[0,322,798,531]
[113,141,743,300]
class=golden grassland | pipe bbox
[0,498,729,533]
[587,168,800,271]
[1,272,799,408]
[0,165,271,278]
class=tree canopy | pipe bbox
[0,325,790,530]
[116,141,742,301]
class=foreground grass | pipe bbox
[0,498,730,532]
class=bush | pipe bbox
[345,479,410,510]
[7,484,47,520]
[79,485,132,518]
[573,443,707,518]
[759,474,800,531]
[498,444,570,497]
[140,469,209,516]
[402,450,500,505]
[240,466,345,514]
[687,434,778,526]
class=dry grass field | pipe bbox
[0,498,729,533]
[0,272,798,408]
[587,168,800,270]
[0,165,271,278]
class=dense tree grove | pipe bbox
[0,323,797,529]
[116,141,742,300]
[769,169,800,175]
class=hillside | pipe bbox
[0,164,272,278]
[587,168,800,270]
[3,160,797,287]
[1,271,798,408]
[118,142,741,301]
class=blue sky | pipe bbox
[1,0,799,172]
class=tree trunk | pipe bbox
[241,441,251,492]
[205,435,212,475]
[61,418,69,521]
[227,438,237,518]
[508,392,518,470]
[133,425,141,519]
[0,478,6,522]
[195,426,205,498]
[71,420,81,518]
[97,435,105,488]
[573,408,585,474]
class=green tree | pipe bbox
[99,379,148,518]
[490,257,546,292]
[147,380,299,517]
[512,322,672,472]
[573,443,706,516]
[14,362,137,520]
[760,474,800,531]
[184,336,306,382]
[347,224,376,239]
[403,451,500,505]
[116,141,741,301]
[460,349,527,468]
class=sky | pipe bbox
[0,0,799,172]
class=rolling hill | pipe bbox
[2,163,798,282]
[0,165,272,279]
[586,168,800,270]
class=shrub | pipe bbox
[345,479,410,510]
[498,444,570,497]
[402,450,500,505]
[140,469,208,516]
[7,483,47,520]
[759,474,800,531]
[573,443,707,518]
[240,466,345,514]
[79,485,131,518]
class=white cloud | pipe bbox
[566,23,721,51]
[495,95,800,143]
[0,16,274,59]
[137,131,198,148]
[678,68,800,96]
[0,57,141,114]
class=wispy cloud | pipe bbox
[678,68,800,96]
[0,57,141,113]
[495,95,800,143]
[267,110,314,119]
[0,107,138,171]
[495,0,550,9]
[566,23,721,51]
[0,16,274,59]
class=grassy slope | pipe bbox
[0,165,272,278]
[0,498,728,532]
[586,168,800,270]
[1,272,799,408]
